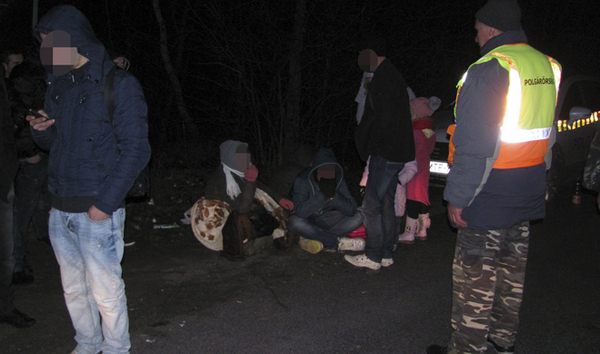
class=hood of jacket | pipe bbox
[34,5,112,84]
[219,140,249,172]
[304,148,343,189]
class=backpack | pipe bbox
[105,65,150,200]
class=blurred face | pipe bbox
[317,164,336,180]
[234,153,251,171]
[3,54,23,78]
[357,49,378,72]
[39,31,86,75]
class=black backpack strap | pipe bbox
[104,65,119,124]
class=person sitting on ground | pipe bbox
[204,140,294,258]
[288,148,365,253]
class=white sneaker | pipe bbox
[381,258,394,267]
[338,237,365,251]
[344,254,381,270]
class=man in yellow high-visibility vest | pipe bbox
[428,1,561,353]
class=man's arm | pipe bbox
[93,73,151,215]
[292,177,327,218]
[444,59,508,210]
[330,179,358,216]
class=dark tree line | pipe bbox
[2,0,600,173]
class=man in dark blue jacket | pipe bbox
[28,5,150,354]
[288,148,364,253]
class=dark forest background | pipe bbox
[2,0,600,175]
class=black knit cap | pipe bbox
[357,34,388,57]
[476,0,522,32]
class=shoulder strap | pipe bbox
[105,65,119,124]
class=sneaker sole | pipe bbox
[344,255,381,270]
[398,240,415,244]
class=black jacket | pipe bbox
[355,59,415,163]
[9,61,47,159]
[0,67,18,202]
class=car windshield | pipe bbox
[559,79,600,121]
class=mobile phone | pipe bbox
[27,109,44,119]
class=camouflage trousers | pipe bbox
[449,221,530,354]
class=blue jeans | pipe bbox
[362,155,404,262]
[288,211,364,249]
[49,208,130,354]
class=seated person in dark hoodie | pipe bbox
[288,148,365,253]
[204,140,293,256]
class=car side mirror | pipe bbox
[568,106,592,125]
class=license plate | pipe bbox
[430,161,450,175]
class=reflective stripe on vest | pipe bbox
[455,44,562,169]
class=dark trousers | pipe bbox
[0,185,15,315]
[362,155,404,262]
[12,156,50,272]
[288,211,364,249]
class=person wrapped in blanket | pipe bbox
[203,140,294,259]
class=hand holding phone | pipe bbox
[27,109,44,119]
[27,109,54,132]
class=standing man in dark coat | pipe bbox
[345,36,415,271]
[0,63,36,328]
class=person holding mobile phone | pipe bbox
[28,5,151,353]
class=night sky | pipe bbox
[2,0,599,166]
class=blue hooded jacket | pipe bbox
[292,148,358,218]
[32,5,151,214]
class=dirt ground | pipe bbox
[4,168,599,354]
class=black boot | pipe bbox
[0,309,36,328]
[488,339,515,354]
[12,271,34,284]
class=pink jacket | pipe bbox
[406,117,436,205]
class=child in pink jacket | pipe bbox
[398,97,440,243]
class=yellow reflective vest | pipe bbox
[455,43,562,169]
